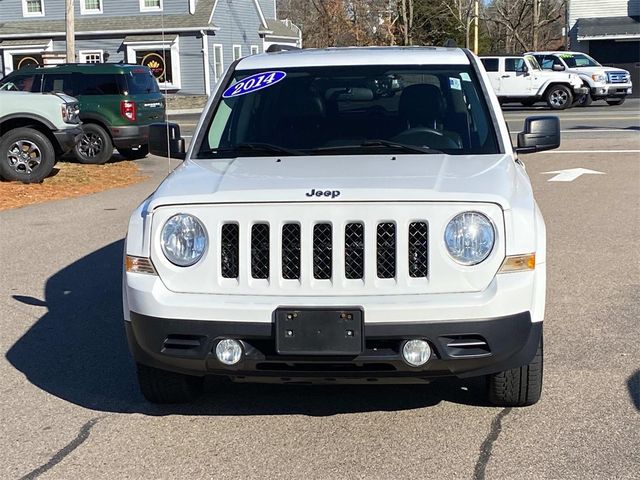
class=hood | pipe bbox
[572,66,629,75]
[147,154,526,211]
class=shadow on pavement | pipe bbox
[628,370,640,412]
[7,240,492,416]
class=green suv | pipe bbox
[0,63,165,164]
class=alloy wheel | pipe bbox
[77,132,104,158]
[7,140,42,175]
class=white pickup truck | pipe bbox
[527,51,632,106]
[480,54,587,109]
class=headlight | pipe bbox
[61,103,79,123]
[592,73,606,83]
[444,212,495,265]
[161,214,208,266]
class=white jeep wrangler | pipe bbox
[480,54,587,109]
[124,47,558,406]
[528,51,633,106]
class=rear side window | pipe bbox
[76,74,124,95]
[0,74,41,92]
[125,71,160,94]
[480,58,499,72]
[505,58,526,72]
[42,74,76,96]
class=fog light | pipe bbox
[215,339,243,365]
[402,339,431,367]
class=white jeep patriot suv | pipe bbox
[124,47,559,406]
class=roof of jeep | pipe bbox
[236,46,471,70]
[6,63,150,75]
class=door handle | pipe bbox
[501,75,510,78]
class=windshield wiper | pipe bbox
[309,140,443,155]
[206,143,305,156]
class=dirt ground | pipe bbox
[0,160,146,211]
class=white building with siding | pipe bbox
[0,0,302,95]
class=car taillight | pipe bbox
[120,100,136,121]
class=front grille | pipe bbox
[313,223,332,279]
[221,224,239,278]
[344,223,364,279]
[607,72,628,84]
[376,222,396,278]
[251,224,270,279]
[214,219,431,285]
[281,223,301,280]
[408,222,428,278]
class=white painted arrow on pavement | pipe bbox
[542,168,605,182]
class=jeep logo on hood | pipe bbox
[305,189,341,199]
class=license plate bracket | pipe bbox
[275,307,363,355]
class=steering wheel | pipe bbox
[391,127,461,150]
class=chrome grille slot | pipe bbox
[220,223,239,278]
[345,222,365,279]
[251,224,270,279]
[408,222,428,278]
[313,223,333,279]
[282,223,301,280]
[376,222,396,278]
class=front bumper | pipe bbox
[126,311,541,383]
[591,84,632,98]
[53,126,83,153]
[573,86,589,95]
[110,125,149,148]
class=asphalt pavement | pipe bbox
[1,99,639,480]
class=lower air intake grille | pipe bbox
[409,222,428,278]
[345,223,364,279]
[221,224,239,278]
[376,222,396,278]
[313,223,332,279]
[251,224,270,279]
[282,223,301,280]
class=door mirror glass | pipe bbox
[516,116,561,154]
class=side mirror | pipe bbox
[149,122,186,160]
[516,116,560,154]
[552,64,565,72]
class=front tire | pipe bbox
[0,127,56,183]
[136,363,204,404]
[74,123,113,164]
[118,145,149,160]
[487,333,543,407]
[606,97,626,106]
[546,85,573,110]
[575,92,593,107]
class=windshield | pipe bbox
[558,53,601,68]
[197,65,500,158]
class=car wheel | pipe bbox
[574,92,593,107]
[136,363,204,404]
[487,333,543,407]
[74,123,113,164]
[546,85,573,110]
[0,127,56,183]
[606,97,626,106]
[118,145,149,160]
